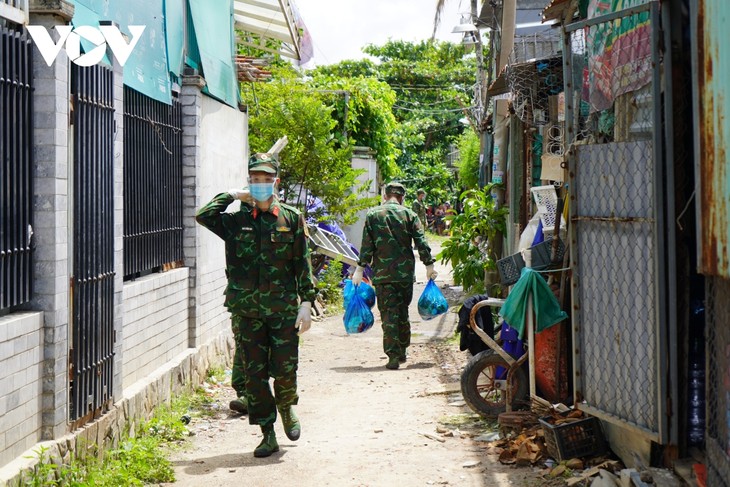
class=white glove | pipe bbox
[426,264,438,281]
[228,188,253,204]
[352,266,364,287]
[295,302,312,336]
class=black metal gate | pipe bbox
[122,86,183,279]
[0,25,33,310]
[70,64,115,423]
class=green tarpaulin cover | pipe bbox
[72,0,172,104]
[187,0,239,107]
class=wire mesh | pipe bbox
[504,30,562,127]
[568,4,663,438]
[706,276,730,486]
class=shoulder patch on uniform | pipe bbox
[279,202,301,215]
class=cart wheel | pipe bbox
[460,350,528,417]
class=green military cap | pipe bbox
[248,152,280,174]
[384,182,406,196]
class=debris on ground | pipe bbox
[490,425,546,466]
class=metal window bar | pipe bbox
[0,25,32,310]
[308,225,358,268]
[70,64,115,423]
[122,86,183,279]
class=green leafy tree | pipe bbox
[309,74,400,181]
[241,65,377,224]
[311,40,475,205]
[437,185,508,293]
[457,130,480,189]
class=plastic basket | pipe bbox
[497,253,525,286]
[497,237,564,286]
[531,185,559,235]
[538,411,606,462]
[531,237,566,268]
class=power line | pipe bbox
[392,105,473,113]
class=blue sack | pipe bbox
[343,290,375,334]
[417,279,449,320]
[343,279,376,309]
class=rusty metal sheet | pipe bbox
[697,0,730,277]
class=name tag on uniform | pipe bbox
[241,226,253,232]
[276,226,291,232]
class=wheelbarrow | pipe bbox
[460,297,530,417]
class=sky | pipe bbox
[292,0,470,66]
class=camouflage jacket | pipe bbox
[411,199,427,227]
[358,201,435,285]
[196,193,316,318]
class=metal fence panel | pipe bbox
[706,276,730,486]
[0,25,32,310]
[572,142,658,436]
[70,64,115,423]
[566,2,669,441]
[122,86,183,279]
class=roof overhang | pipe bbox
[541,0,578,23]
[234,0,308,61]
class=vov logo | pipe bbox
[27,24,146,67]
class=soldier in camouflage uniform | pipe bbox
[196,152,316,458]
[412,188,427,229]
[352,182,438,370]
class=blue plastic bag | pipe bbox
[417,279,449,320]
[343,279,376,309]
[343,290,375,334]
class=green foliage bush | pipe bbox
[437,185,508,294]
[316,259,344,313]
[457,130,481,190]
[22,394,198,486]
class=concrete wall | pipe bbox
[0,332,235,486]
[0,9,247,477]
[342,148,379,251]
[0,313,43,467]
[28,6,73,446]
[195,94,248,345]
[121,268,190,389]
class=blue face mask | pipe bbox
[249,181,275,202]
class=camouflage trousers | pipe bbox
[231,344,246,398]
[232,314,299,427]
[375,282,414,360]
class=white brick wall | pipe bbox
[121,268,190,389]
[194,95,247,344]
[0,312,43,467]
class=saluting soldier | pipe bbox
[352,182,438,370]
[196,152,316,458]
[412,188,428,229]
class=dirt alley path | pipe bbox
[165,243,549,487]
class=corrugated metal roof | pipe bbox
[234,0,310,62]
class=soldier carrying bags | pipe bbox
[352,182,438,370]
